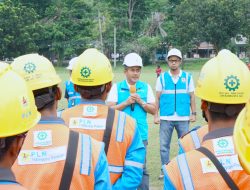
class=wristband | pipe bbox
[192,112,197,116]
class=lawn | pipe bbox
[56,59,208,189]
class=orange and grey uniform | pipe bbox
[178,125,208,154]
[12,117,111,190]
[60,99,146,190]
[0,168,26,190]
[163,128,250,190]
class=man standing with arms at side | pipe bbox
[163,49,250,189]
[154,48,196,179]
[107,52,156,190]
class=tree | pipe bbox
[121,36,160,65]
[0,0,42,58]
[40,0,96,65]
[174,0,243,53]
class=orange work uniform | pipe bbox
[178,125,208,154]
[60,100,145,189]
[12,117,111,190]
[163,128,250,190]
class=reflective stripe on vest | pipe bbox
[160,73,166,89]
[116,112,126,142]
[125,160,143,169]
[190,130,201,149]
[160,72,189,94]
[80,134,91,175]
[162,89,188,94]
[57,110,63,118]
[185,73,188,92]
[177,154,194,190]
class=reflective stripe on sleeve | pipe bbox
[125,160,144,169]
[80,134,91,175]
[177,154,194,190]
[108,165,123,173]
[116,112,126,142]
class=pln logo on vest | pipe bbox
[19,152,31,162]
[181,77,186,83]
[83,105,97,116]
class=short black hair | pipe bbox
[207,102,245,121]
[76,84,106,99]
[0,136,17,162]
[33,85,57,111]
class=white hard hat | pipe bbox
[123,53,143,67]
[66,57,78,70]
[167,48,182,59]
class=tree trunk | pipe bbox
[128,0,136,30]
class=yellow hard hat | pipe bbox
[195,49,250,104]
[11,54,61,90]
[71,48,114,86]
[234,103,250,174]
[0,62,40,138]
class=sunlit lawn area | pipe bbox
[56,59,208,189]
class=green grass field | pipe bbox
[56,60,207,189]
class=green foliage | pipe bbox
[0,0,249,62]
[173,0,244,53]
[0,0,41,58]
[40,0,96,65]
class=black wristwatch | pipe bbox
[192,112,197,115]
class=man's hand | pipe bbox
[189,115,196,122]
[130,93,142,104]
[154,115,160,124]
[125,96,136,106]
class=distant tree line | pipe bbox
[0,0,249,65]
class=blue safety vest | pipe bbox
[159,71,191,117]
[117,80,149,140]
[65,81,81,108]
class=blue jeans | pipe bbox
[160,120,189,165]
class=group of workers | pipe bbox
[0,47,250,190]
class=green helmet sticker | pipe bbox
[24,62,36,73]
[224,75,240,91]
[80,67,91,78]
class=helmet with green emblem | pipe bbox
[195,49,250,104]
[0,62,40,137]
[71,48,113,86]
[11,53,61,90]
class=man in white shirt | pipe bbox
[107,52,156,190]
[154,48,196,179]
